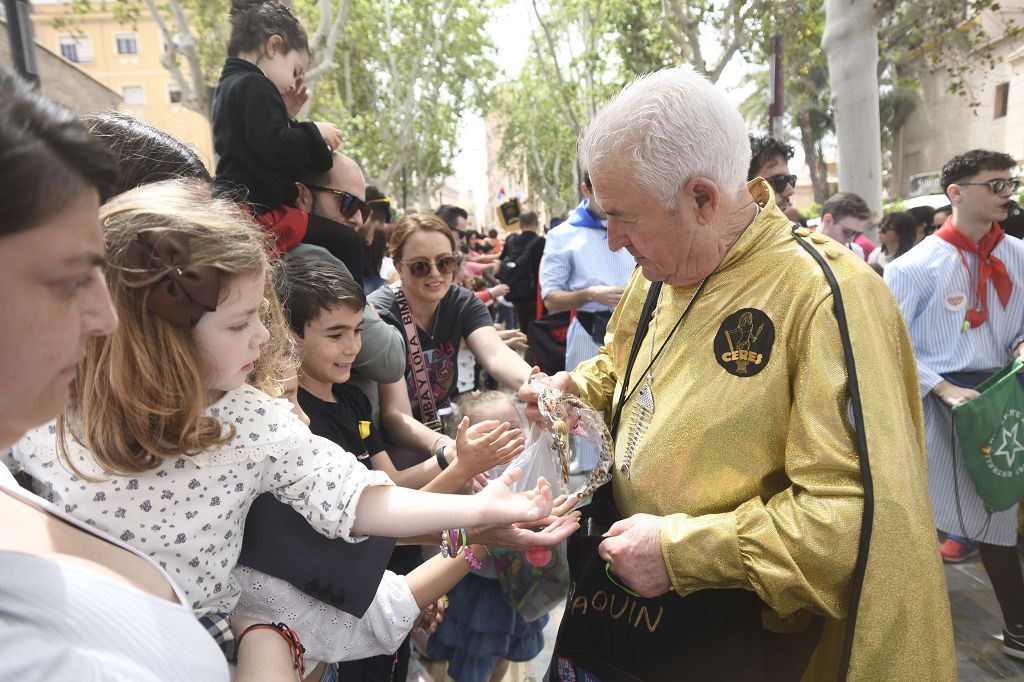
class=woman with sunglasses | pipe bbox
[369,214,533,474]
[868,211,918,273]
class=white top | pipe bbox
[5,384,393,616]
[867,247,893,271]
[0,464,228,681]
[885,233,1024,395]
[233,565,420,669]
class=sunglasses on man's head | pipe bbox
[766,174,798,194]
[956,178,1021,194]
[400,254,462,278]
[306,185,371,223]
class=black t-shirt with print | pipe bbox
[368,283,494,421]
[298,383,385,468]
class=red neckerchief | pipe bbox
[935,216,1012,328]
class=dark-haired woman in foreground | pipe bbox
[0,67,302,682]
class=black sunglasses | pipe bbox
[399,254,462,278]
[766,174,798,194]
[306,186,371,223]
[957,178,1020,194]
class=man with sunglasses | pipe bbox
[292,151,376,286]
[885,149,1024,659]
[748,135,797,212]
[817,192,875,261]
[294,152,408,422]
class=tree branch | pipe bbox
[142,0,207,116]
[530,0,583,134]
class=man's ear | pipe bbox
[947,184,963,206]
[295,182,313,212]
[686,178,720,225]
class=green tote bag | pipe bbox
[952,358,1024,512]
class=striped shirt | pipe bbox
[884,234,1024,396]
[539,214,635,314]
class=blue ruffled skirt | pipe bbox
[426,573,549,681]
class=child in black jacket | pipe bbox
[212,0,343,252]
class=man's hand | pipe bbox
[598,513,671,598]
[489,283,510,299]
[588,285,625,308]
[518,367,579,424]
[932,380,980,407]
[1013,341,1024,365]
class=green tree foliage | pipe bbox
[310,0,497,205]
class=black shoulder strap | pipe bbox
[789,224,872,681]
[609,281,663,439]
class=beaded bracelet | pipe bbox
[233,621,306,678]
[440,529,452,558]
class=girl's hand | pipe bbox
[314,121,343,151]
[283,77,309,118]
[453,417,524,477]
[550,493,581,518]
[416,596,446,634]
[476,467,553,524]
[469,512,581,550]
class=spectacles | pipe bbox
[306,186,371,223]
[956,178,1020,194]
[766,174,798,194]
[399,254,462,278]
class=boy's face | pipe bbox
[299,303,363,386]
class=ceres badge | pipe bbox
[714,308,776,377]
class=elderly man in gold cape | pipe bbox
[523,67,954,680]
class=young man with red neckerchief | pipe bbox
[886,149,1024,659]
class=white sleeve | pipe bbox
[232,566,420,666]
[262,429,394,542]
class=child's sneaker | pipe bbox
[939,535,978,563]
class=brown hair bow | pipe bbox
[122,228,222,327]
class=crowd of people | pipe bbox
[1,0,1024,680]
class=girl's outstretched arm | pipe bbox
[351,468,553,538]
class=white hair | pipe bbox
[579,65,751,209]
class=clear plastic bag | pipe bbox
[491,421,571,621]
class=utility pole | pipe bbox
[767,34,784,139]
[4,0,39,86]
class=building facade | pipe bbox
[892,3,1024,197]
[2,17,121,113]
[30,0,214,164]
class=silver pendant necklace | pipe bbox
[622,288,674,479]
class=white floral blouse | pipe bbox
[4,384,393,616]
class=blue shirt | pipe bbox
[884,233,1024,397]
[539,199,636,313]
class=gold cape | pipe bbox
[571,180,954,681]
